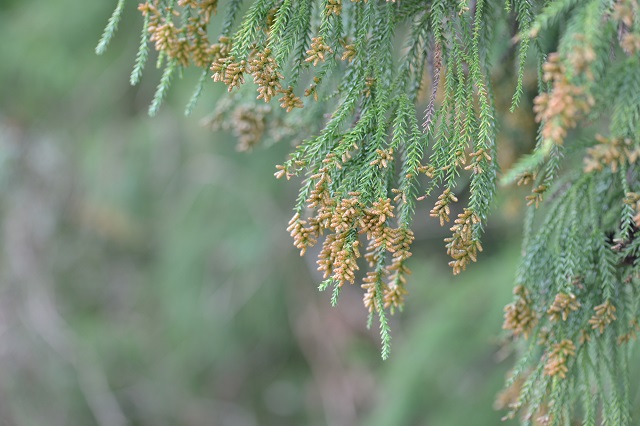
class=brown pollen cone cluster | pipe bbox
[588,299,617,334]
[211,57,247,91]
[284,166,414,314]
[533,52,594,145]
[341,43,356,62]
[305,37,334,66]
[613,0,640,54]
[444,208,482,275]
[428,188,458,226]
[503,285,537,339]
[547,292,581,322]
[543,339,576,378]
[229,104,271,151]
[278,86,304,112]
[250,48,283,103]
[139,0,219,68]
[583,134,640,173]
[325,0,342,16]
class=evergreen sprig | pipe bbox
[99,0,640,423]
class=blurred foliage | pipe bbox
[0,1,570,425]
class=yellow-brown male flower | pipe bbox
[362,270,386,313]
[503,285,537,339]
[445,208,482,275]
[385,230,413,310]
[429,188,458,226]
[230,104,271,151]
[325,0,342,15]
[287,213,318,256]
[341,44,356,62]
[250,48,283,103]
[618,319,640,344]
[304,76,321,101]
[464,148,492,174]
[305,37,333,66]
[278,86,304,112]
[533,53,594,145]
[369,148,394,169]
[525,184,547,208]
[210,36,232,60]
[544,339,576,379]
[547,292,581,322]
[211,57,246,91]
[330,196,361,233]
[317,234,360,286]
[588,300,617,334]
[583,135,640,173]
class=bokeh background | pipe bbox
[0,2,536,425]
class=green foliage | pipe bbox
[98,0,640,423]
[95,0,127,55]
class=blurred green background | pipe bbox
[0,2,531,425]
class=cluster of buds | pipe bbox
[208,41,303,112]
[287,162,414,312]
[428,188,458,226]
[464,148,492,174]
[361,227,414,313]
[177,0,218,21]
[331,196,362,233]
[543,339,576,379]
[385,228,414,311]
[306,168,333,209]
[613,0,637,27]
[278,86,304,112]
[503,285,537,339]
[444,208,482,275]
[305,37,334,66]
[416,164,436,179]
[139,1,218,68]
[566,38,596,78]
[362,198,398,249]
[211,57,247,91]
[613,0,640,54]
[341,44,356,62]
[382,273,410,310]
[141,4,180,54]
[618,319,640,344]
[516,172,535,186]
[230,104,271,151]
[583,134,640,173]
[588,300,617,334]
[369,148,394,169]
[620,31,640,54]
[210,36,232,61]
[533,53,594,144]
[494,374,525,414]
[325,0,342,16]
[363,76,376,97]
[304,76,322,101]
[287,213,318,256]
[317,233,361,286]
[206,98,273,151]
[362,269,385,313]
[525,184,548,208]
[547,292,581,322]
[250,48,283,103]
